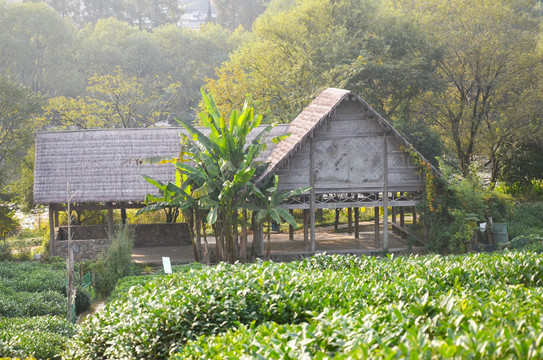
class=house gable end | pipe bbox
[275,94,425,193]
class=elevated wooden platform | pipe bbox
[132,222,425,265]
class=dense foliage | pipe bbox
[0,261,91,318]
[107,263,206,303]
[507,203,543,240]
[65,252,543,359]
[90,225,136,298]
[0,316,74,360]
[414,161,513,254]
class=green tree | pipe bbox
[205,0,437,124]
[44,69,170,129]
[394,0,542,177]
[27,0,83,24]
[41,95,106,129]
[206,0,341,122]
[121,0,182,30]
[152,23,246,122]
[0,76,42,178]
[10,147,39,214]
[0,1,76,95]
[175,92,273,262]
[86,69,165,128]
[76,18,166,79]
[331,11,439,121]
[215,0,268,30]
[499,132,543,195]
[80,0,125,24]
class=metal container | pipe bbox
[492,222,508,244]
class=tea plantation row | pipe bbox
[0,261,89,359]
[65,251,543,359]
[0,261,91,318]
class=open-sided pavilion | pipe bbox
[34,88,436,259]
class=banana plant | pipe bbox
[140,90,299,263]
[173,90,275,262]
[246,174,310,260]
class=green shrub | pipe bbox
[91,225,135,298]
[106,274,156,303]
[65,252,543,359]
[106,263,206,303]
[0,290,65,318]
[507,203,543,240]
[0,316,75,360]
[419,164,513,254]
[0,204,20,241]
[176,287,543,359]
[74,286,91,315]
[500,234,543,253]
[0,243,11,261]
[0,261,91,317]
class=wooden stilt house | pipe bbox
[256,88,437,253]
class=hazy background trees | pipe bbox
[2,0,543,214]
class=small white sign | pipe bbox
[162,257,172,274]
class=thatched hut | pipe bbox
[34,126,289,259]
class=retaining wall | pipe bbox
[53,223,191,260]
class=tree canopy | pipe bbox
[2,0,543,212]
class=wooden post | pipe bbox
[316,208,323,223]
[347,208,353,234]
[289,209,294,240]
[309,136,316,254]
[241,210,247,260]
[54,210,59,227]
[66,182,75,324]
[399,207,405,238]
[354,207,359,239]
[258,221,265,256]
[487,216,494,245]
[121,208,127,225]
[413,207,417,226]
[195,211,202,263]
[383,134,389,252]
[391,207,396,224]
[48,204,55,256]
[374,206,380,247]
[106,202,114,237]
[252,218,264,257]
[334,208,340,232]
[303,209,309,250]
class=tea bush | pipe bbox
[0,316,75,360]
[107,263,207,303]
[0,261,91,317]
[65,252,543,359]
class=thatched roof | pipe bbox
[34,125,289,204]
[257,88,438,184]
[35,88,437,205]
